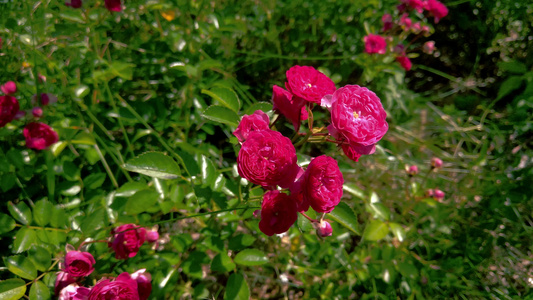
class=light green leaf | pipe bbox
[123,152,181,179]
[80,208,105,236]
[362,220,389,242]
[4,256,38,280]
[8,201,32,226]
[244,102,273,115]
[202,87,241,112]
[33,200,53,227]
[125,189,160,215]
[29,280,50,300]
[13,228,37,253]
[224,273,250,300]
[329,202,360,235]
[343,183,365,200]
[0,279,27,300]
[0,214,16,234]
[211,253,236,273]
[368,202,390,221]
[389,222,406,242]
[234,249,268,266]
[110,61,135,80]
[201,105,239,127]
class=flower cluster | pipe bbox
[108,224,159,259]
[65,0,123,11]
[363,0,449,71]
[235,66,389,237]
[405,157,446,201]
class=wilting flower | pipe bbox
[59,284,91,300]
[233,110,270,142]
[108,224,147,259]
[396,55,412,71]
[1,81,17,95]
[0,95,20,127]
[23,122,59,150]
[104,0,122,12]
[423,41,436,54]
[272,85,308,132]
[426,0,449,23]
[364,34,387,54]
[285,65,336,104]
[302,155,344,213]
[130,269,152,300]
[64,250,95,277]
[317,220,333,237]
[258,190,298,236]
[88,272,139,300]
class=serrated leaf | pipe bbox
[28,246,51,272]
[234,249,268,266]
[80,208,105,236]
[362,220,389,242]
[13,228,37,253]
[4,256,37,280]
[123,152,181,179]
[244,102,273,115]
[29,280,50,300]
[329,202,360,235]
[228,234,256,251]
[211,253,236,272]
[8,201,32,226]
[202,87,241,112]
[125,189,160,215]
[33,200,53,227]
[202,105,239,127]
[0,279,27,300]
[0,213,16,234]
[224,273,249,300]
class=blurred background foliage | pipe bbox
[0,0,532,299]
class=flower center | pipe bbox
[353,111,359,119]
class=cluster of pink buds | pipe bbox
[363,0,449,71]
[235,66,389,237]
[65,0,123,12]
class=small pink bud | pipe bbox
[253,209,261,218]
[431,157,443,168]
[32,107,43,118]
[433,189,445,200]
[1,81,17,95]
[426,189,434,197]
[423,41,436,55]
[14,110,26,120]
[406,165,419,176]
[38,74,47,83]
[317,220,333,237]
[146,230,159,243]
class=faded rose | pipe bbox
[88,272,139,300]
[426,0,448,23]
[364,34,387,55]
[131,269,152,300]
[108,224,147,259]
[237,130,299,189]
[302,155,344,213]
[104,0,121,12]
[233,110,270,142]
[1,81,17,95]
[328,85,388,156]
[0,95,20,127]
[272,85,308,132]
[64,250,95,277]
[258,190,298,236]
[396,55,412,71]
[23,122,59,150]
[55,271,78,296]
[59,284,91,300]
[285,65,336,104]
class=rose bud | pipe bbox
[272,85,308,132]
[88,272,139,299]
[0,95,20,127]
[233,110,270,143]
[396,55,412,71]
[328,85,388,157]
[131,269,152,300]
[237,129,299,189]
[146,230,159,243]
[431,157,443,168]
[32,107,43,118]
[317,220,333,237]
[285,65,336,104]
[104,0,122,12]
[406,165,419,176]
[54,271,78,296]
[426,0,449,23]
[65,0,82,8]
[363,34,387,54]
[253,209,261,218]
[302,155,344,213]
[64,250,95,277]
[399,14,412,30]
[381,14,393,32]
[1,81,17,95]
[38,74,47,83]
[423,41,436,55]
[108,224,147,259]
[433,189,445,200]
[425,189,434,197]
[59,284,91,300]
[259,190,298,236]
[23,122,59,150]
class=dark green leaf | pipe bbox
[198,155,217,187]
[8,201,32,225]
[83,173,106,189]
[0,213,16,234]
[123,152,181,179]
[329,202,360,235]
[398,262,419,280]
[228,234,256,251]
[49,206,67,228]
[234,249,268,266]
[211,253,236,273]
[80,208,105,236]
[498,60,527,74]
[33,200,53,227]
[0,278,27,300]
[13,228,37,253]
[28,246,51,272]
[201,105,240,127]
[125,189,160,215]
[4,255,38,280]
[224,273,250,300]
[202,87,241,112]
[497,76,523,100]
[29,280,50,300]
[244,102,273,115]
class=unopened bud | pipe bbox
[406,165,419,176]
[253,209,261,219]
[146,230,159,243]
[433,189,445,200]
[32,107,43,118]
[431,157,443,168]
[317,220,332,237]
[1,81,17,95]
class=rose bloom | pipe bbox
[23,122,59,150]
[59,284,91,300]
[55,271,78,296]
[399,14,412,29]
[233,110,270,143]
[0,95,20,127]
[131,269,152,300]
[396,55,412,71]
[431,157,443,168]
[364,34,387,55]
[258,190,298,236]
[328,85,388,157]
[272,85,308,132]
[302,155,344,213]
[287,167,310,213]
[105,0,122,12]
[1,81,17,95]
[403,0,425,13]
[88,272,139,300]
[341,144,362,162]
[108,224,147,259]
[64,250,95,277]
[426,0,449,23]
[433,189,445,200]
[285,65,336,104]
[237,129,299,189]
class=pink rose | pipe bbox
[88,272,139,300]
[431,157,443,168]
[403,0,425,13]
[108,224,147,259]
[426,0,448,23]
[55,271,78,296]
[104,0,122,12]
[433,189,445,200]
[258,190,298,236]
[1,81,17,95]
[32,107,43,118]
[364,34,387,55]
[317,220,333,237]
[406,165,419,176]
[285,66,336,104]
[237,130,299,189]
[399,14,412,29]
[131,269,152,300]
[233,110,270,142]
[0,95,20,127]
[64,250,95,277]
[302,155,344,213]
[328,85,388,154]
[423,41,436,54]
[59,284,91,300]
[145,230,159,243]
[396,55,412,71]
[23,122,59,150]
[65,0,82,8]
[381,14,393,32]
[272,85,308,132]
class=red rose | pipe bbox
[237,130,299,189]
[302,155,344,213]
[272,85,308,132]
[259,190,298,236]
[131,269,152,300]
[55,271,78,296]
[105,0,122,12]
[403,0,425,13]
[108,224,147,259]
[1,81,17,95]
[364,34,387,55]
[426,0,448,23]
[328,85,388,155]
[233,110,270,143]
[23,122,59,150]
[64,250,95,277]
[287,167,309,213]
[88,272,139,300]
[285,66,336,104]
[0,95,20,127]
[396,55,412,71]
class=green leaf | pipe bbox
[329,202,360,235]
[13,228,37,253]
[202,87,241,112]
[125,189,160,215]
[8,201,32,226]
[201,105,240,127]
[49,206,67,228]
[74,84,90,98]
[297,210,315,233]
[28,246,51,272]
[0,214,16,234]
[363,220,389,242]
[4,255,38,280]
[343,183,366,200]
[398,262,419,280]
[368,202,390,221]
[211,253,236,272]
[70,132,96,145]
[80,208,105,236]
[234,249,268,266]
[224,273,250,300]
[389,222,406,242]
[244,102,273,115]
[0,279,27,300]
[497,76,523,100]
[123,152,181,179]
[29,280,50,300]
[228,234,257,251]
[199,155,217,187]
[83,173,106,189]
[33,200,53,227]
[498,60,527,74]
[110,61,136,80]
